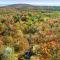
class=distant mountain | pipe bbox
[0,4,34,8]
[0,4,60,11]
[6,4,33,7]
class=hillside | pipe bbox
[0,4,60,11]
[0,4,60,60]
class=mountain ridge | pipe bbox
[0,4,60,11]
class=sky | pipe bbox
[0,0,60,6]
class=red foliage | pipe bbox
[46,30,53,35]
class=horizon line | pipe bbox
[1,3,60,7]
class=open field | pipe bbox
[0,4,60,60]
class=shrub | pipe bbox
[13,14,20,23]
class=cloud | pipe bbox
[0,0,60,6]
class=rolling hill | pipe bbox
[0,4,60,11]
